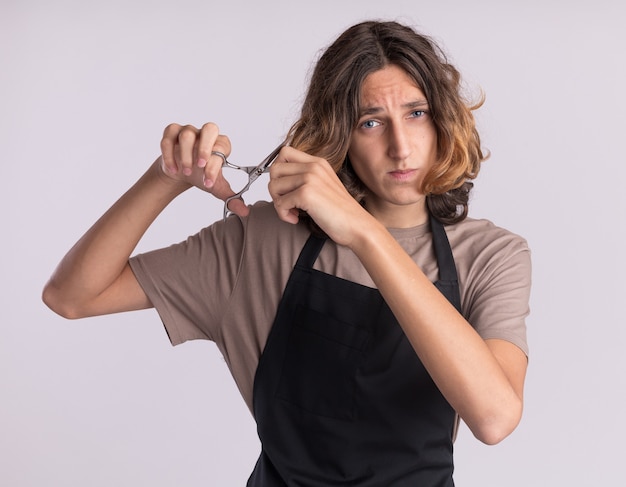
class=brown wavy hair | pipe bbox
[287,20,486,225]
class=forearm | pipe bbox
[350,220,524,444]
[43,159,190,316]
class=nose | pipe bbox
[387,122,411,161]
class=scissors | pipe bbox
[211,143,285,221]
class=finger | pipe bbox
[274,203,300,225]
[202,151,227,189]
[268,170,309,225]
[271,186,301,224]
[224,197,250,218]
[177,125,200,176]
[268,154,327,197]
[198,125,231,188]
[268,148,308,218]
[268,170,306,197]
[268,150,342,225]
[197,122,225,167]
[269,146,326,179]
[160,123,182,174]
[196,122,221,168]
[208,173,250,218]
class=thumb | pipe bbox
[225,196,250,218]
[209,174,251,218]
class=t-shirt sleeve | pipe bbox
[464,233,532,356]
[128,216,245,346]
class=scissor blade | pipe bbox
[259,143,285,171]
[246,143,285,183]
[222,142,287,221]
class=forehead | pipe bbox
[359,64,425,106]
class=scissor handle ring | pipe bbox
[211,151,227,164]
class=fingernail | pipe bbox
[183,167,192,176]
[198,158,207,168]
[203,177,214,188]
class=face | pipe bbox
[348,64,438,227]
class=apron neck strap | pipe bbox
[429,214,459,283]
[295,215,460,285]
[295,234,326,269]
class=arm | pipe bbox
[268,147,528,444]
[348,220,526,445]
[42,123,246,319]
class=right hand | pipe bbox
[158,122,249,217]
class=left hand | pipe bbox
[268,147,372,246]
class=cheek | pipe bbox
[347,137,374,169]
[347,146,364,172]
[425,127,439,158]
[346,151,373,188]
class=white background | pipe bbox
[2,0,625,485]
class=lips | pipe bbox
[388,169,418,181]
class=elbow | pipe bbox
[42,281,83,320]
[473,424,513,446]
[469,402,524,446]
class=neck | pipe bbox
[365,199,429,228]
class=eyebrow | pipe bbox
[359,99,430,117]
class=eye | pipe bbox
[410,110,427,118]
[361,119,381,129]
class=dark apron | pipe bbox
[247,214,462,486]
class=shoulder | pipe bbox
[446,217,530,265]
[448,217,528,244]
[241,200,309,244]
[446,217,531,309]
[447,217,531,310]
[233,200,311,275]
[206,200,307,248]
